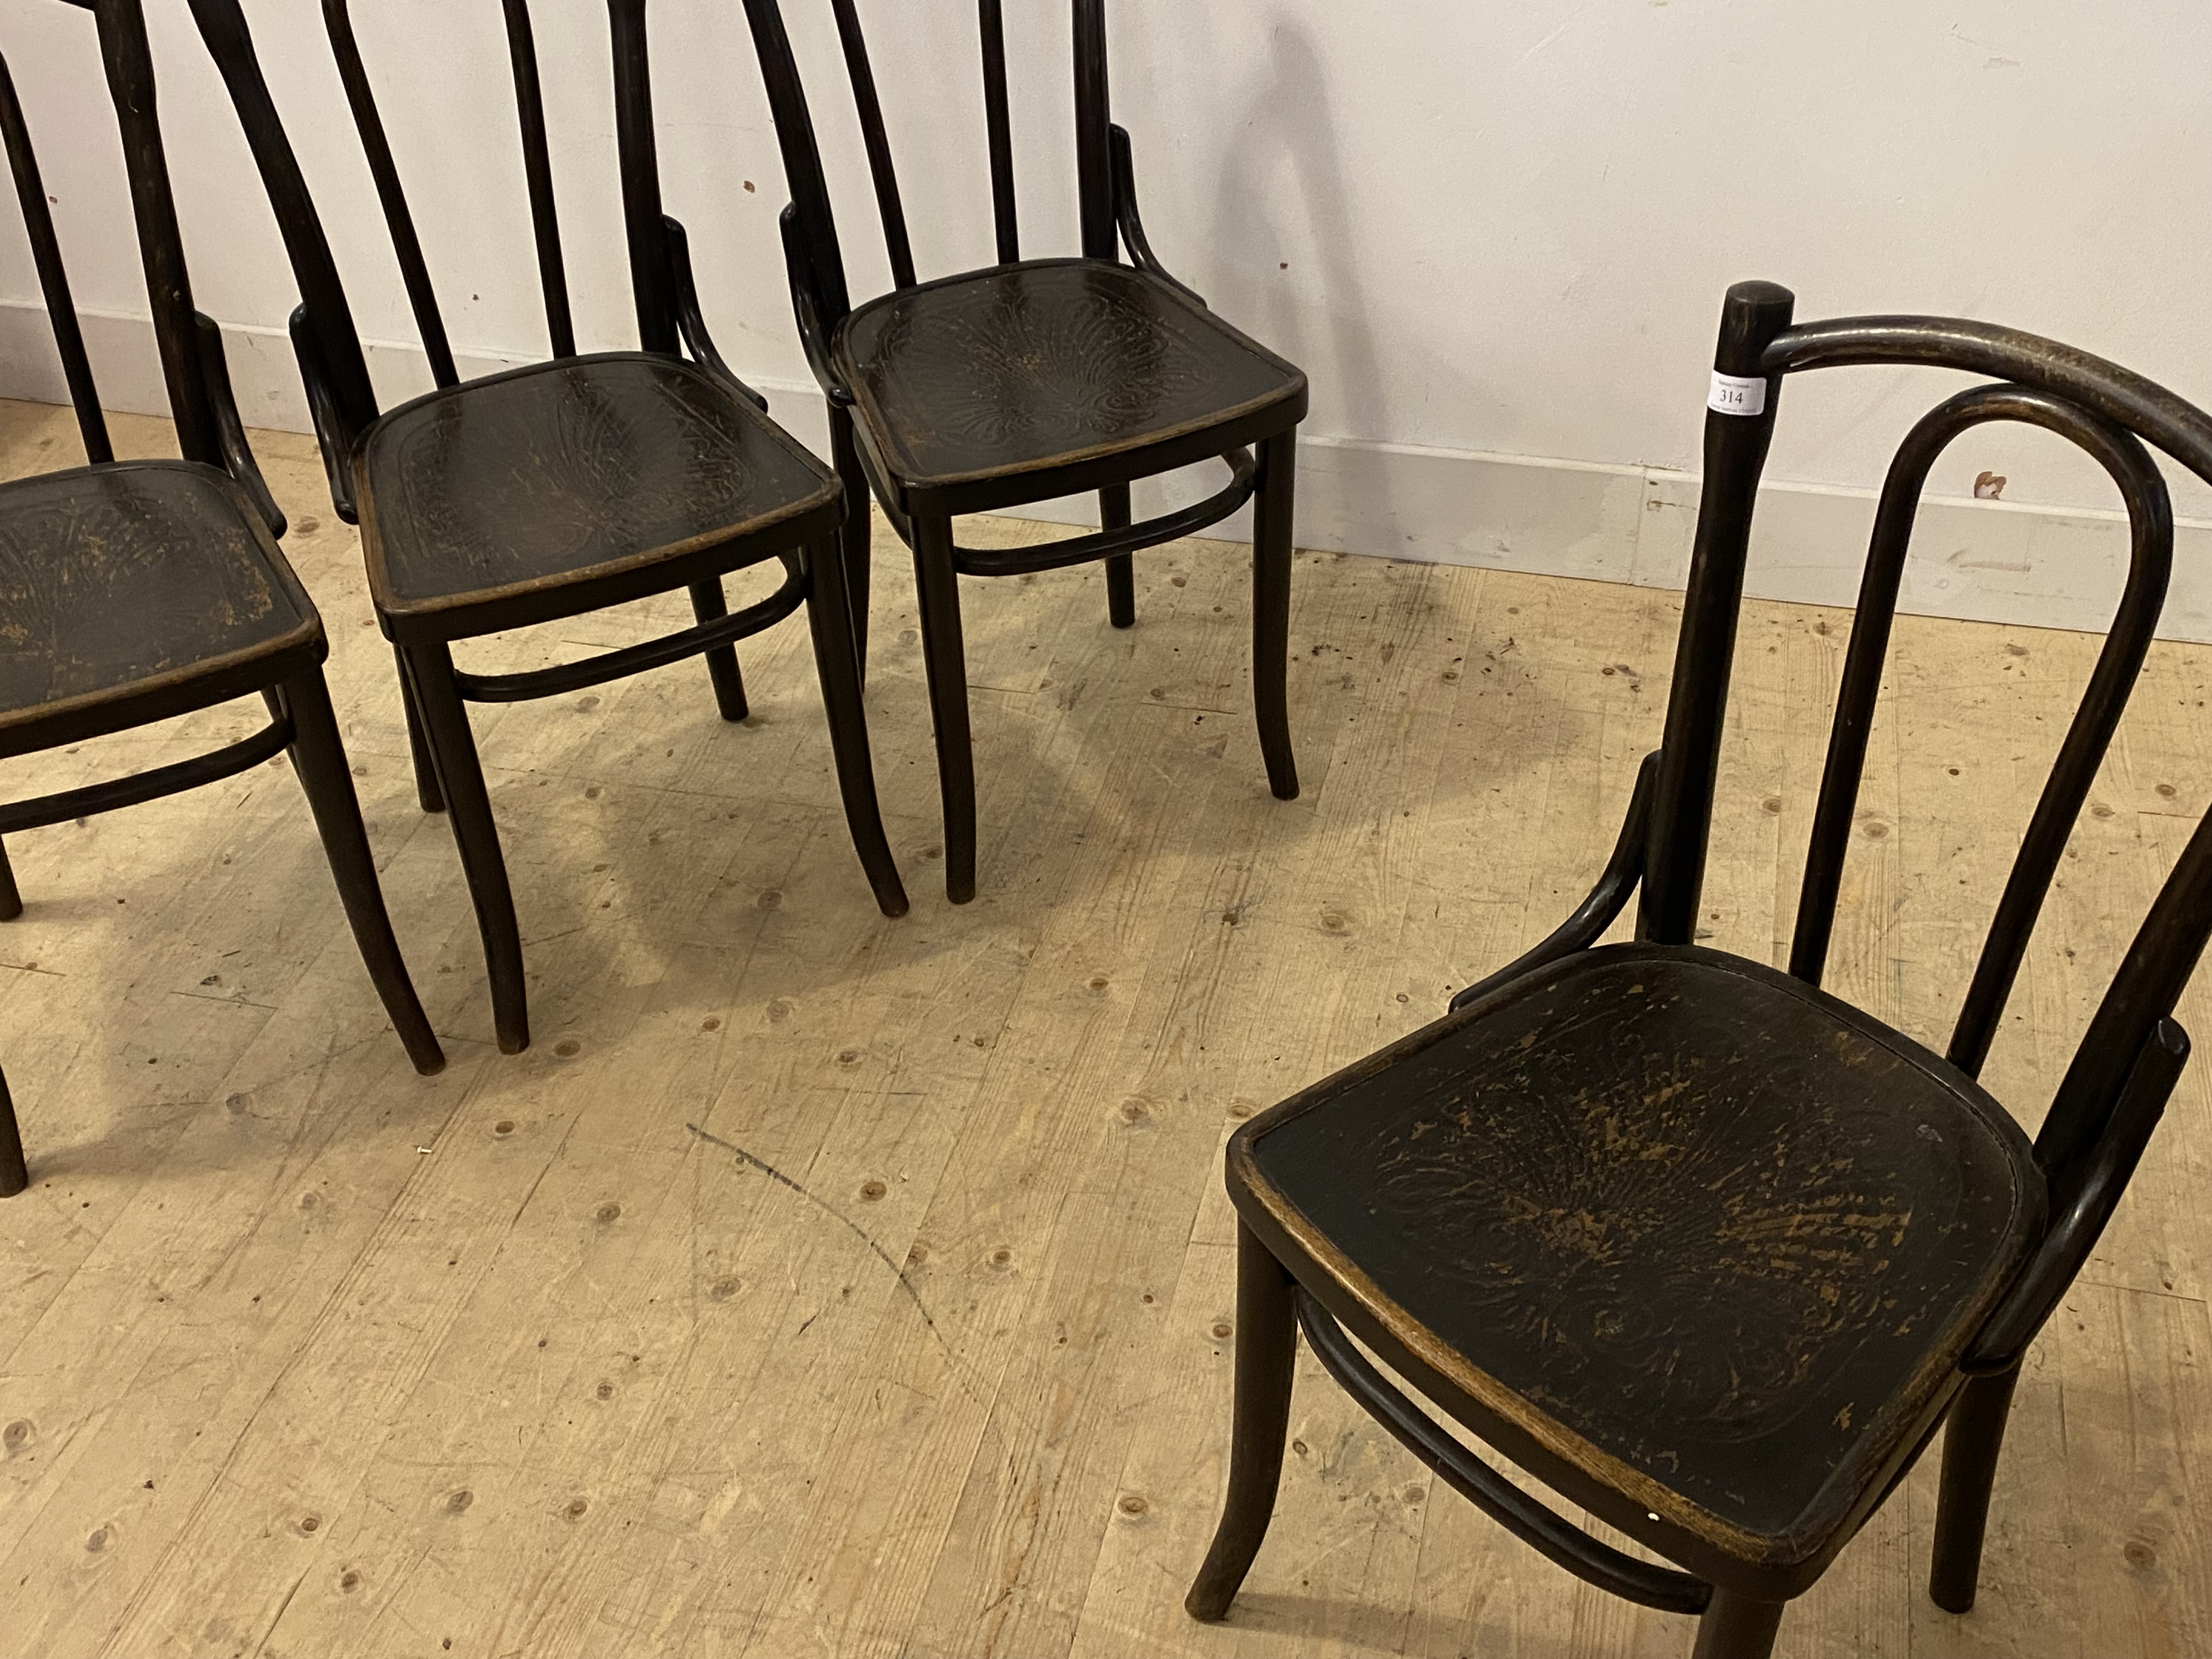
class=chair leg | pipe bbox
[1251,429,1300,801]
[911,514,977,904]
[688,579,750,723]
[1185,1222,1299,1622]
[1102,482,1135,629]
[0,839,20,921]
[393,645,445,813]
[0,1064,26,1197]
[803,535,909,919]
[278,670,445,1075]
[830,405,874,687]
[1929,1367,2022,1613]
[1690,1591,1785,1659]
[400,642,530,1054]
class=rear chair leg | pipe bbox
[831,407,875,688]
[1185,1222,1299,1622]
[1103,482,1135,629]
[689,579,750,721]
[1251,430,1299,801]
[279,670,445,1076]
[1930,1367,2022,1613]
[0,840,19,921]
[394,645,445,813]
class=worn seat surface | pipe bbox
[1230,943,2046,1566]
[0,459,320,752]
[357,353,839,636]
[834,259,1305,500]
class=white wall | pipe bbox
[6,0,2212,636]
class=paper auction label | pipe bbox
[1708,371,1768,416]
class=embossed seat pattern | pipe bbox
[0,460,315,728]
[1236,945,2044,1555]
[359,354,835,616]
[836,260,1303,489]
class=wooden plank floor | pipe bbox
[1,398,2207,1658]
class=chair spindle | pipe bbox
[500,0,575,359]
[830,0,916,289]
[978,0,1017,262]
[321,0,457,387]
[1072,0,1114,261]
[0,50,110,462]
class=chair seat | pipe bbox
[834,258,1306,513]
[0,459,320,756]
[357,353,839,641]
[1230,944,2046,1569]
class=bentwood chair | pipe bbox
[0,0,443,1195]
[183,0,908,1056]
[1188,283,2212,1657]
[741,0,1309,902]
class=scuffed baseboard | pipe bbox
[8,298,2207,641]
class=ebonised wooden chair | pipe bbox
[1187,282,2212,1658]
[741,0,1308,902]
[0,0,442,1194]
[182,0,909,1056]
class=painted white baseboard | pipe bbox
[10,299,2209,642]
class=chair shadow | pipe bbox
[1221,1587,1601,1659]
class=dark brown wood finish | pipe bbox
[0,0,443,1195]
[185,0,908,1056]
[1187,283,2212,1658]
[741,0,1308,902]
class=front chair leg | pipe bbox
[1929,1367,2023,1613]
[1691,1590,1785,1659]
[393,645,445,814]
[0,1065,26,1197]
[1102,482,1135,629]
[688,579,750,722]
[401,642,530,1054]
[0,839,20,921]
[1185,1222,1299,1622]
[911,514,978,904]
[803,537,909,918]
[1251,429,1299,801]
[278,669,445,1075]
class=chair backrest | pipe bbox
[1643,281,2212,1203]
[183,0,682,471]
[740,0,1116,331]
[2,0,224,471]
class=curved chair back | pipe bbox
[1646,282,2212,1359]
[182,0,687,513]
[2,0,225,472]
[740,0,1115,335]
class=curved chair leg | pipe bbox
[803,536,909,918]
[0,1065,27,1197]
[1186,1222,1299,1622]
[1691,1591,1785,1659]
[400,642,529,1054]
[0,839,20,921]
[911,514,977,904]
[688,579,751,722]
[1251,430,1299,802]
[830,406,874,687]
[279,670,445,1075]
[393,646,445,814]
[1929,1367,2022,1613]
[1102,482,1136,629]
